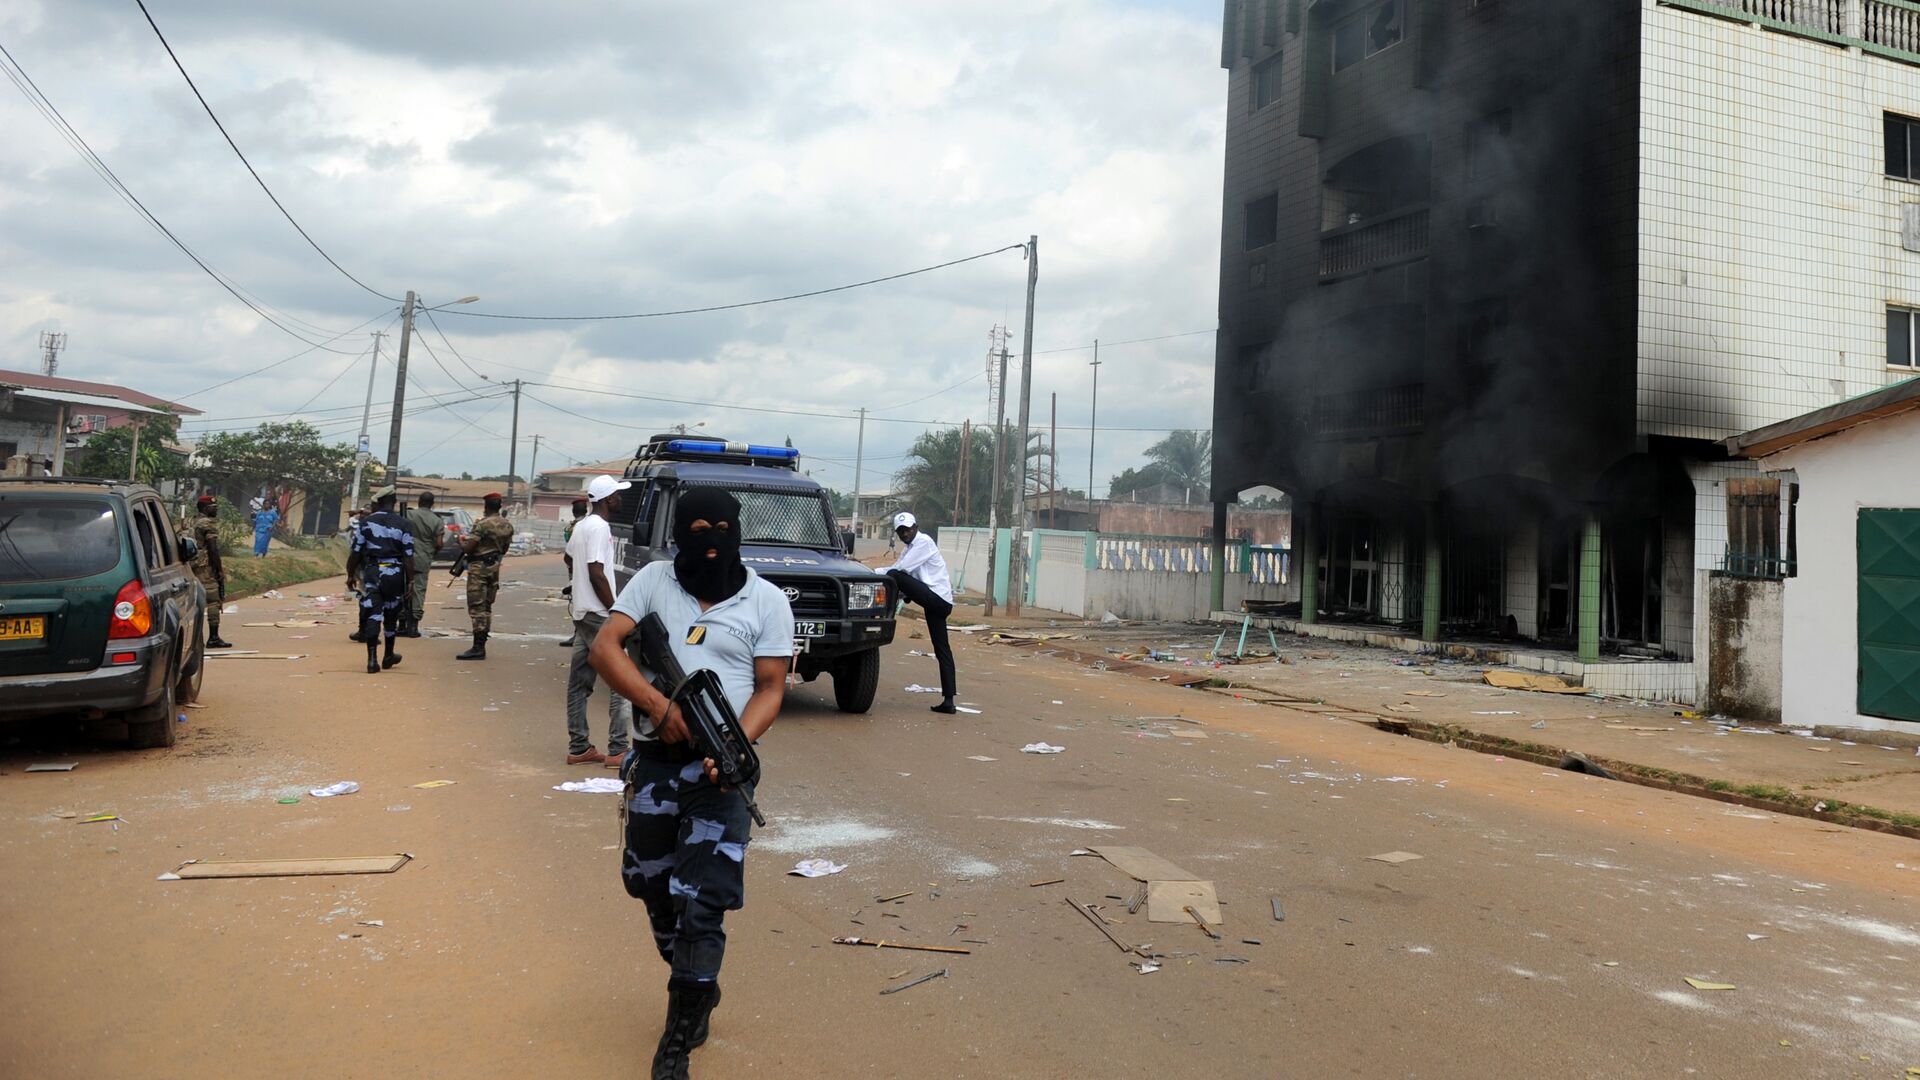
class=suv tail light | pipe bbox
[108,579,152,639]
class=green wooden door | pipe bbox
[1858,509,1920,723]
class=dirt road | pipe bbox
[3,555,1917,1078]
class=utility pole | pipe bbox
[525,434,541,515]
[850,407,867,541]
[1006,235,1038,617]
[983,326,1011,617]
[384,290,417,476]
[38,331,66,377]
[506,379,523,510]
[959,420,972,523]
[127,417,141,481]
[348,331,384,513]
[1087,339,1101,511]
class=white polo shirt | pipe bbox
[888,532,953,603]
[567,513,617,620]
[610,561,796,738]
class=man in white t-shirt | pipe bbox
[563,475,634,767]
[881,511,957,713]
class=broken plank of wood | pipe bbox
[1186,905,1221,940]
[1065,897,1142,955]
[1483,670,1588,694]
[874,891,916,903]
[173,854,411,879]
[831,936,970,956]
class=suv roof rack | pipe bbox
[631,435,801,471]
[0,476,142,487]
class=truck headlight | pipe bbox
[848,582,886,610]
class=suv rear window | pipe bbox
[0,495,123,582]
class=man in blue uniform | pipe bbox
[589,487,794,1080]
[346,486,415,674]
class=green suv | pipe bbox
[0,478,207,749]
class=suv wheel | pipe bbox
[831,649,880,714]
[128,650,179,750]
[176,616,205,706]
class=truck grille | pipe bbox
[764,575,839,617]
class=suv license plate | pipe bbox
[0,615,45,642]
[794,621,825,638]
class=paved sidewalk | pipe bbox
[913,600,1920,833]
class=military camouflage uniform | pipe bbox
[183,514,225,640]
[465,512,515,635]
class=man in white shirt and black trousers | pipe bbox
[882,511,957,713]
[589,486,794,1079]
[563,475,634,768]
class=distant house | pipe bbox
[0,368,200,477]
[1718,377,1920,731]
[533,458,632,521]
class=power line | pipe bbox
[175,309,400,399]
[436,244,1028,322]
[878,369,984,411]
[1033,328,1215,355]
[419,307,495,383]
[0,40,374,353]
[134,1,400,303]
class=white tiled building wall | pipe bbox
[1504,518,1539,640]
[1639,2,1920,439]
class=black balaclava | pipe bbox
[673,486,747,603]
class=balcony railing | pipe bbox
[1310,383,1426,437]
[1664,0,1920,64]
[1317,206,1429,280]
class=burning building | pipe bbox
[1211,0,1920,699]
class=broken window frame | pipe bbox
[1332,0,1404,73]
[1251,55,1283,112]
[1888,306,1919,368]
[1465,110,1513,182]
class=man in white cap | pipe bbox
[563,474,635,767]
[881,512,957,713]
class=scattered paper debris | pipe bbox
[955,706,982,714]
[1746,933,1768,941]
[25,763,77,773]
[1684,977,1736,991]
[1369,851,1424,865]
[156,872,181,881]
[553,778,624,794]
[356,920,384,928]
[789,859,848,878]
[904,684,942,694]
[1531,721,1548,730]
[1472,711,1520,716]
[966,755,997,762]
[309,781,359,798]
[1021,743,1066,754]
[1602,961,1620,967]
[1131,961,1161,974]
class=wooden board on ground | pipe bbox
[1086,846,1203,882]
[173,854,411,879]
[1483,670,1589,694]
[204,653,308,661]
[1146,879,1221,924]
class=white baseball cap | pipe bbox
[893,511,916,530]
[586,475,632,503]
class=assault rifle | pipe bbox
[633,612,766,826]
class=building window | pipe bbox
[1251,55,1282,112]
[1245,193,1279,250]
[1888,306,1919,367]
[1333,0,1403,72]
[1887,113,1920,180]
[1466,110,1512,181]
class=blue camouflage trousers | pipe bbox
[358,559,408,640]
[619,750,755,985]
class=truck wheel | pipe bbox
[128,653,179,750]
[176,616,205,705]
[832,649,880,714]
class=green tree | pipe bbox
[195,422,359,502]
[1144,430,1211,501]
[1106,463,1174,500]
[72,412,185,486]
[893,426,1041,529]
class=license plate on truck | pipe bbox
[0,616,45,642]
[794,621,825,638]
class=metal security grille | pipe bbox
[762,575,839,617]
[685,485,836,549]
[1858,508,1920,723]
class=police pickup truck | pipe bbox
[609,435,894,713]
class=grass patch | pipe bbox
[220,538,348,600]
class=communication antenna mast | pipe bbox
[986,324,1009,417]
[39,331,66,376]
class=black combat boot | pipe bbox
[205,635,234,649]
[381,637,402,669]
[365,639,380,674]
[455,631,487,661]
[652,982,719,1080]
[689,984,720,1048]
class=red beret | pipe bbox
[197,495,217,506]
[483,492,503,500]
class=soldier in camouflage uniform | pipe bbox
[184,495,233,649]
[400,492,444,638]
[456,493,514,661]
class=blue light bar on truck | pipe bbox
[664,439,800,462]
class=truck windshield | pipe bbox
[0,496,123,582]
[692,486,837,548]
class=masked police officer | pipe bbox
[589,487,794,1080]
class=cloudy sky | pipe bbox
[0,0,1225,501]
